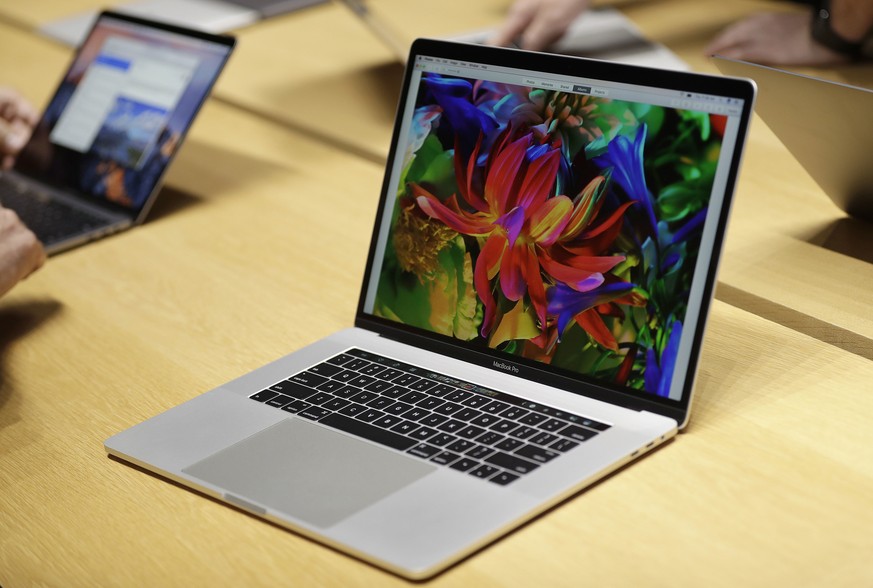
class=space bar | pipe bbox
[319,413,417,452]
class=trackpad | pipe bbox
[183,418,435,528]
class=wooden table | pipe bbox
[2,8,873,588]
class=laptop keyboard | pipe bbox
[249,348,610,486]
[0,177,108,244]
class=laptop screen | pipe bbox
[360,40,752,410]
[14,12,234,216]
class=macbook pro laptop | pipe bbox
[0,11,235,254]
[714,56,873,222]
[106,39,755,579]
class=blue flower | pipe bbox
[423,74,498,158]
[644,319,682,397]
[593,124,657,233]
[547,281,634,340]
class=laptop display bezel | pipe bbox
[356,38,755,425]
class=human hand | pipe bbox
[0,206,46,299]
[0,86,38,170]
[705,12,849,66]
[488,0,591,52]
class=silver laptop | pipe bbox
[714,56,873,221]
[0,11,235,255]
[336,0,688,70]
[106,39,755,579]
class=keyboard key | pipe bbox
[366,396,395,410]
[578,418,611,431]
[290,372,329,388]
[409,379,438,392]
[359,364,389,376]
[446,439,475,453]
[485,451,540,475]
[490,419,518,434]
[332,370,360,383]
[456,425,486,439]
[431,451,461,466]
[384,401,414,416]
[393,374,421,387]
[316,380,345,393]
[280,400,311,413]
[338,403,367,417]
[398,391,427,404]
[429,384,456,396]
[469,465,500,479]
[356,409,384,423]
[344,359,370,371]
[550,438,579,452]
[428,433,456,447]
[515,444,560,464]
[401,407,429,421]
[325,353,355,366]
[363,380,394,393]
[433,402,463,416]
[270,381,317,400]
[461,395,493,409]
[466,445,495,460]
[445,390,472,403]
[418,413,449,427]
[298,406,331,420]
[410,426,439,440]
[377,368,404,381]
[331,385,361,398]
[509,426,538,440]
[476,432,504,445]
[265,394,293,408]
[416,396,445,410]
[307,363,343,377]
[449,458,479,472]
[489,472,520,485]
[305,392,334,405]
[250,390,278,403]
[500,407,529,420]
[381,385,409,398]
[481,400,511,414]
[519,412,547,426]
[348,375,377,388]
[390,420,421,435]
[495,438,524,452]
[470,413,500,427]
[437,419,465,433]
[322,397,350,411]
[558,424,598,442]
[529,432,559,446]
[453,408,480,421]
[349,391,379,404]
[373,415,404,429]
[539,418,568,432]
[320,413,416,451]
[407,443,440,459]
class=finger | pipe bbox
[488,5,536,47]
[520,15,570,51]
[0,117,31,157]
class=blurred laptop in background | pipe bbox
[714,56,873,222]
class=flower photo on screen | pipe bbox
[374,73,727,397]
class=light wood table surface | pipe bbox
[2,12,873,588]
